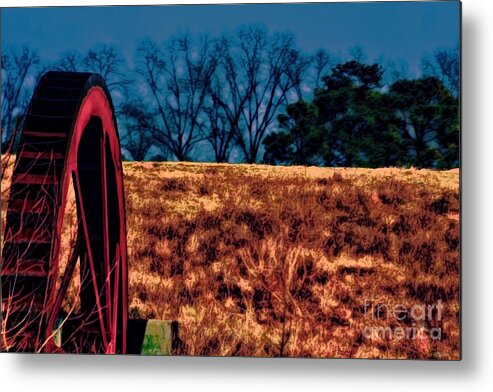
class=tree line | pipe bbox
[265,60,459,168]
[1,26,459,168]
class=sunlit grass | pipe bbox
[1,156,460,359]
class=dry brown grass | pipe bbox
[124,162,459,359]
[1,157,460,359]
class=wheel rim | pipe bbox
[1,72,128,354]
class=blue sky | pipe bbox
[2,2,460,75]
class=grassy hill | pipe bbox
[1,159,460,358]
[124,162,459,359]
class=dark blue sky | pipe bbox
[2,2,460,75]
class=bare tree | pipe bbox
[136,36,218,161]
[210,27,307,164]
[203,78,236,162]
[1,45,39,151]
[202,38,247,163]
[287,46,311,101]
[82,44,130,92]
[349,45,367,63]
[55,50,81,72]
[422,46,459,96]
[119,101,155,161]
[311,49,331,91]
[386,58,410,83]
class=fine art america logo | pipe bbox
[361,299,444,341]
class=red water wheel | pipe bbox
[1,72,128,354]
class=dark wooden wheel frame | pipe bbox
[1,71,128,354]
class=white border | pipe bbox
[2,1,493,391]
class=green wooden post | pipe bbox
[141,319,173,355]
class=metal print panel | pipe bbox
[0,1,461,359]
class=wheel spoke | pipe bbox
[100,134,113,336]
[47,232,82,336]
[72,169,109,348]
[110,243,121,354]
